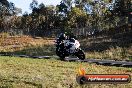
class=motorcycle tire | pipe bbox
[76,49,85,60]
[56,48,65,60]
[56,47,60,56]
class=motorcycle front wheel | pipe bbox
[76,49,85,60]
[56,48,65,60]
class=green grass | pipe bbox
[0,56,132,88]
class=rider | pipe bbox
[56,32,80,53]
[56,33,67,49]
[58,33,67,43]
[57,32,77,46]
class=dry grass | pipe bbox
[0,34,131,60]
[0,34,55,52]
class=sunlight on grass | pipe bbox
[0,56,131,88]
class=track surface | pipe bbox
[65,57,132,67]
[0,54,132,67]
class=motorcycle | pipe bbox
[55,37,85,60]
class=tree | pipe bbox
[9,2,22,15]
[30,0,38,10]
[111,0,131,16]
[0,1,21,16]
[57,1,68,13]
[30,0,39,14]
[67,7,87,28]
[0,0,9,7]
[0,0,22,33]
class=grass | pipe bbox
[0,34,131,60]
[13,45,56,56]
[0,56,132,88]
[85,46,132,60]
[80,36,132,61]
[13,44,131,61]
[0,34,54,52]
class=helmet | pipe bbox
[59,33,66,40]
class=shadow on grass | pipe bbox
[0,45,56,57]
[84,41,132,52]
[82,30,132,52]
[14,45,56,56]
